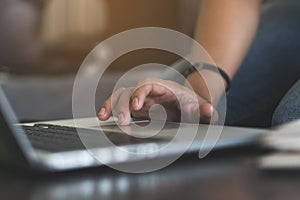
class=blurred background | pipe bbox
[0,0,201,122]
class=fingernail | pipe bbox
[99,108,106,116]
[133,97,139,108]
[209,105,214,114]
[118,113,125,123]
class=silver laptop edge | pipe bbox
[0,87,269,172]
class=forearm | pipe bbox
[187,0,264,102]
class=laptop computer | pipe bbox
[0,87,269,172]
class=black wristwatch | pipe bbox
[182,62,231,93]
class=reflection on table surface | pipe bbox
[1,153,300,200]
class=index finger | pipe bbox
[131,83,154,111]
[98,87,126,121]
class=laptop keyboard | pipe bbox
[22,124,164,152]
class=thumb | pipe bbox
[200,103,219,124]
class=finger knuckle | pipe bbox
[117,87,126,92]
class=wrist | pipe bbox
[183,63,231,93]
[184,71,212,103]
[184,65,229,104]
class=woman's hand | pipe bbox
[98,77,217,126]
